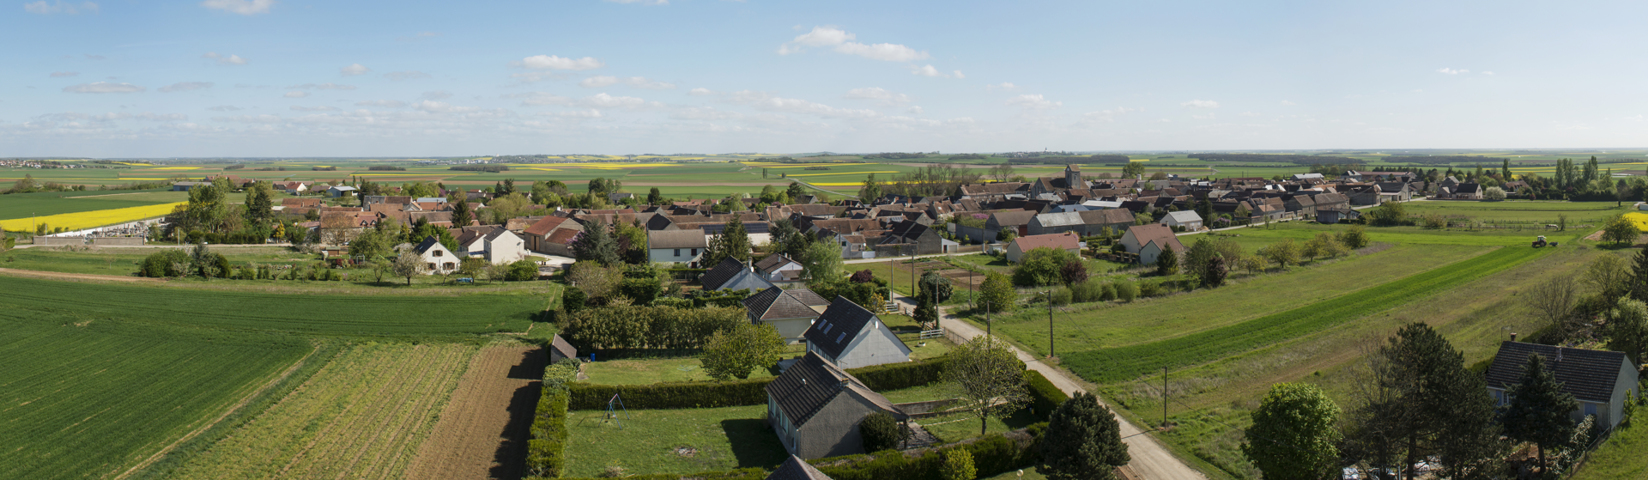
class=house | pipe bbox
[1118,224,1185,265]
[755,254,807,285]
[1160,210,1204,231]
[549,334,578,363]
[701,257,777,292]
[766,351,906,459]
[522,215,585,257]
[647,229,708,266]
[274,181,312,195]
[327,185,358,197]
[744,286,831,342]
[412,236,459,275]
[1316,206,1360,224]
[1028,212,1086,236]
[1005,232,1082,264]
[1375,182,1412,203]
[482,229,528,265]
[1484,341,1640,430]
[1078,208,1136,237]
[767,455,833,480]
[985,210,1037,238]
[455,226,506,256]
[803,296,911,369]
[875,220,952,256]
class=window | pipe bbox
[443,262,455,270]
[674,248,681,256]
[822,323,832,334]
[836,332,847,343]
[1585,403,1598,417]
[433,250,443,257]
[427,263,436,270]
[691,248,698,255]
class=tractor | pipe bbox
[1532,236,1558,248]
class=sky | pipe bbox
[4,0,1647,157]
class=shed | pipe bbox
[549,334,579,363]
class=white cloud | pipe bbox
[1006,94,1061,109]
[290,105,338,112]
[36,112,185,122]
[207,105,242,111]
[1192,113,1216,120]
[1181,99,1219,108]
[689,88,713,96]
[505,92,569,106]
[579,75,675,89]
[286,83,356,90]
[340,63,370,76]
[384,71,431,81]
[844,87,911,105]
[1280,100,1296,106]
[200,0,273,15]
[63,82,144,93]
[203,52,248,65]
[412,100,477,113]
[1083,107,1140,122]
[603,0,667,4]
[50,71,79,77]
[158,82,213,93]
[514,55,604,71]
[1625,114,1644,122]
[355,100,406,108]
[727,90,879,119]
[1239,111,1260,117]
[24,1,98,14]
[987,82,1018,91]
[423,90,452,100]
[1482,71,1496,76]
[1437,67,1469,75]
[779,26,930,62]
[283,91,308,98]
[583,93,649,108]
[910,65,961,78]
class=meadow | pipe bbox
[0,188,185,219]
[159,342,476,480]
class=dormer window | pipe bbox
[836,332,846,344]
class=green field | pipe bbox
[0,315,312,479]
[0,189,187,220]
[0,275,540,339]
[562,404,789,477]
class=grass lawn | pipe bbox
[582,357,778,385]
[1401,200,1628,225]
[1573,413,1648,480]
[562,404,788,477]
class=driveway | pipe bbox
[903,294,1208,480]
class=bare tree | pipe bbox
[944,335,1030,435]
[392,245,424,285]
[1341,336,1403,479]
[1524,275,1580,334]
[1585,254,1631,298]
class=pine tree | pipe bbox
[451,199,474,227]
[1155,246,1178,275]
[1040,392,1129,480]
[1502,353,1579,474]
[571,219,620,266]
[1631,245,1648,303]
[1367,322,1502,480]
[704,215,751,267]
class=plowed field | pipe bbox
[407,344,546,480]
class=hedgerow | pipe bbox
[559,305,745,351]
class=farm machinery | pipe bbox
[1532,236,1558,248]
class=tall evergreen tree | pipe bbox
[1502,158,1513,181]
[1364,323,1500,480]
[1502,353,1580,474]
[647,187,663,205]
[1630,245,1648,303]
[450,199,474,227]
[859,173,882,202]
[571,218,620,266]
[703,215,751,267]
[1040,392,1130,480]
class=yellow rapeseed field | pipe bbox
[1624,212,1648,232]
[781,171,900,177]
[0,202,184,231]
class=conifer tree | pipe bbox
[1040,392,1129,480]
[1502,353,1579,473]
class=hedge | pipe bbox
[549,468,766,480]
[525,360,580,478]
[1023,370,1067,421]
[560,305,745,351]
[568,356,951,410]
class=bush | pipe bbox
[861,412,908,452]
[1024,370,1068,420]
[1013,247,1079,287]
[562,287,588,314]
[1070,278,1104,303]
[138,249,190,277]
[849,269,875,283]
[1138,280,1161,298]
[618,277,662,305]
[1114,281,1138,302]
[1098,282,1117,301]
[561,305,746,351]
[525,385,571,477]
[507,259,538,281]
[939,449,977,480]
[849,356,948,390]
[567,357,949,410]
[1049,287,1072,306]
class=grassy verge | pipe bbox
[1573,413,1648,480]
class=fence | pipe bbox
[33,236,86,246]
[90,237,145,246]
[919,328,945,339]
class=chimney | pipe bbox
[839,379,850,390]
[1510,333,1517,342]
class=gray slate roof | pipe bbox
[648,229,708,249]
[1485,341,1629,403]
[550,334,578,360]
[767,455,832,480]
[804,296,877,360]
[745,287,824,321]
[1033,211,1085,227]
[764,351,902,428]
[700,257,749,290]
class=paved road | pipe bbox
[902,294,1208,480]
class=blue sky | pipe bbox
[5,0,1646,157]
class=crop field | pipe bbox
[1063,245,1546,383]
[0,315,311,480]
[0,275,540,339]
[1401,200,1627,225]
[0,189,186,220]
[159,342,475,480]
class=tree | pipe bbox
[571,219,620,267]
[859,173,882,202]
[913,296,939,330]
[1585,253,1632,299]
[392,245,424,285]
[1603,215,1639,247]
[860,412,908,452]
[1631,246,1648,303]
[1359,323,1501,480]
[1039,392,1130,480]
[1338,225,1370,250]
[1203,255,1227,288]
[243,181,275,231]
[944,336,1028,435]
[1482,186,1506,201]
[979,272,1015,313]
[1058,258,1089,286]
[1121,161,1146,178]
[1523,274,1579,331]
[700,323,786,380]
[1152,247,1178,275]
[703,215,752,267]
[1502,353,1580,473]
[1242,383,1341,480]
[997,227,1017,242]
[939,449,977,480]
[1258,238,1301,269]
[451,198,474,227]
[1607,298,1648,367]
[1014,247,1079,286]
[1502,158,1513,183]
[647,187,663,205]
[1365,201,1408,226]
[801,239,843,281]
[458,257,488,278]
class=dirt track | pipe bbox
[0,267,160,283]
[407,344,546,480]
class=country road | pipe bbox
[894,293,1208,480]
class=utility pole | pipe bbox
[1046,291,1054,358]
[1162,366,1169,428]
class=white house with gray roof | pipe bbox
[803,296,911,369]
[765,351,905,459]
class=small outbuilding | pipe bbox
[549,334,579,363]
[1160,210,1204,231]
